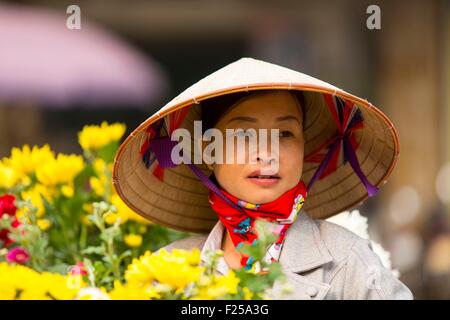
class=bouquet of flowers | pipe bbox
[0,122,287,300]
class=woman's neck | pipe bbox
[221,229,243,269]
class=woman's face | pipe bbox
[206,90,304,204]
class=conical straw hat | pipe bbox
[112,57,399,233]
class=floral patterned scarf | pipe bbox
[208,179,307,271]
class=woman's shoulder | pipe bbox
[307,216,413,299]
[310,216,366,261]
[157,234,208,253]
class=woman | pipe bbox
[112,57,413,299]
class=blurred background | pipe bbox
[0,0,449,299]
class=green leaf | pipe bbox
[46,263,71,274]
[97,141,119,164]
[82,245,106,255]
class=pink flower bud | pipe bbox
[6,247,30,264]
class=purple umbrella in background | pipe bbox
[0,4,168,108]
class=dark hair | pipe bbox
[200,89,306,133]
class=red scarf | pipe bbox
[208,179,307,271]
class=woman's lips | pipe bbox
[247,170,281,187]
[247,176,281,187]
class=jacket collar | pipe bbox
[279,211,333,274]
[200,211,333,275]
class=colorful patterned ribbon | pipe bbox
[305,94,378,196]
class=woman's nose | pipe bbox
[253,151,280,175]
[252,147,279,164]
[256,154,275,165]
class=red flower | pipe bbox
[6,247,30,264]
[0,194,17,216]
[70,262,88,276]
[0,194,19,247]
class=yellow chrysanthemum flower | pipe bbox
[125,251,154,285]
[36,154,84,187]
[108,281,154,300]
[65,274,86,292]
[89,176,105,196]
[146,250,203,289]
[242,286,253,300]
[0,162,21,189]
[124,234,143,247]
[29,272,82,300]
[81,204,94,226]
[93,158,108,173]
[111,194,151,225]
[103,211,119,225]
[61,184,74,198]
[0,286,17,300]
[78,121,126,151]
[21,175,32,187]
[1,144,55,177]
[83,203,93,213]
[214,271,240,295]
[125,249,203,291]
[88,159,113,197]
[19,184,53,219]
[80,215,93,226]
[0,262,80,300]
[37,219,52,231]
[138,225,148,234]
[192,271,240,299]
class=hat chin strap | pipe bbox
[306,133,379,197]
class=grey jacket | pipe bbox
[159,212,414,300]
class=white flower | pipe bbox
[76,287,110,300]
[327,210,369,239]
[370,241,400,278]
[327,210,400,277]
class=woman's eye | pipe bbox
[279,130,293,137]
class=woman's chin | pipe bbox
[241,182,285,204]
